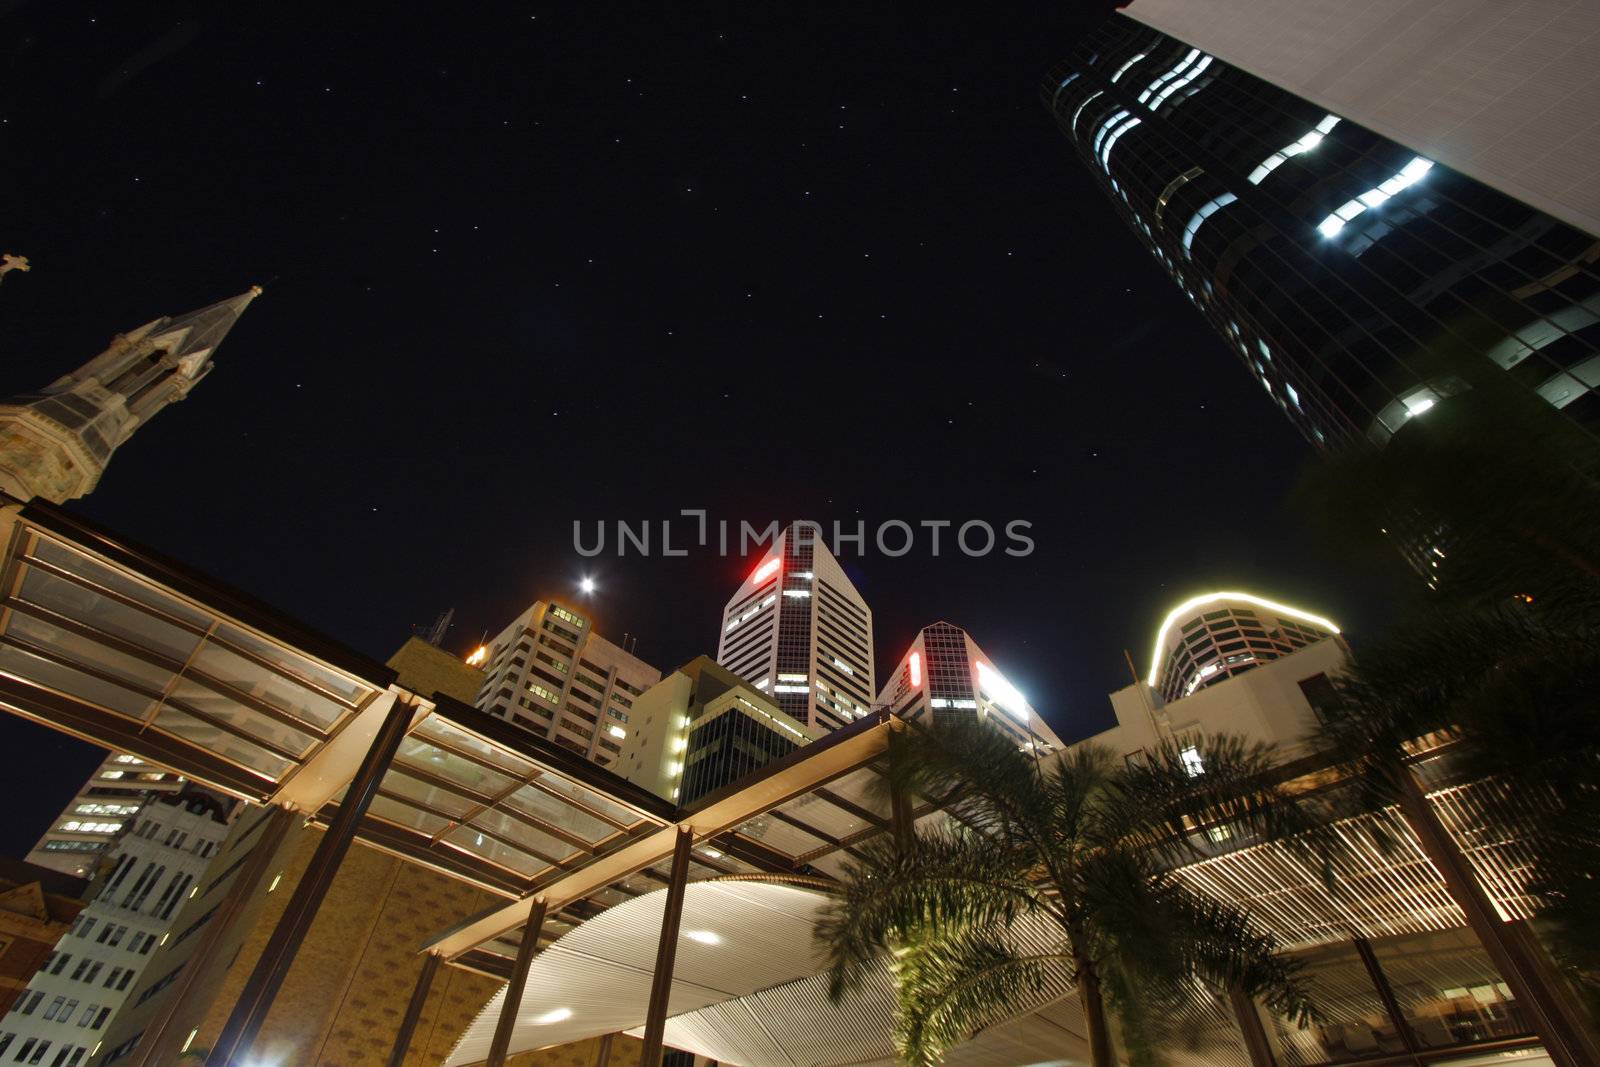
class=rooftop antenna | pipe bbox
[420,608,455,647]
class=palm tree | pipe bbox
[817,719,1319,1067]
[1293,376,1600,1065]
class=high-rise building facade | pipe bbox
[0,793,231,1067]
[1122,0,1600,241]
[877,622,1065,757]
[618,656,819,805]
[0,288,260,505]
[716,524,874,733]
[1042,15,1600,454]
[473,600,661,769]
[27,757,188,880]
[1146,592,1341,704]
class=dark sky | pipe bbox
[0,1,1406,858]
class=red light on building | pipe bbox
[909,651,922,687]
[751,557,780,584]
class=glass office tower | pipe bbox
[1041,16,1600,454]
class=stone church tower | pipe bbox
[0,286,260,504]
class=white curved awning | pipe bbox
[446,879,1098,1067]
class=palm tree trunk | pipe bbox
[1075,955,1116,1067]
[1395,768,1597,1067]
[1228,987,1276,1067]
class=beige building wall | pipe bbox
[1089,638,1348,762]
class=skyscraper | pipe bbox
[1143,591,1340,705]
[27,756,188,880]
[877,622,1065,757]
[0,791,232,1067]
[0,288,261,505]
[1123,0,1600,240]
[621,656,819,805]
[715,524,874,733]
[473,599,661,769]
[1041,15,1600,454]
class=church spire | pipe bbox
[0,286,261,504]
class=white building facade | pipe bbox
[716,524,874,733]
[877,622,1065,756]
[26,756,188,880]
[0,794,231,1067]
[474,599,661,770]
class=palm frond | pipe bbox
[817,827,1047,1001]
[892,926,1072,1067]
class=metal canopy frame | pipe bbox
[0,498,1566,1046]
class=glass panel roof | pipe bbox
[214,622,371,705]
[189,641,349,730]
[395,736,518,798]
[382,770,481,820]
[167,677,321,758]
[733,813,833,858]
[150,706,294,781]
[5,610,174,696]
[0,529,382,790]
[367,795,453,837]
[0,643,154,720]
[18,567,202,662]
[30,537,214,631]
[414,717,538,778]
[441,825,552,877]
[467,807,584,865]
[503,782,619,844]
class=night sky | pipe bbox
[0,2,1406,858]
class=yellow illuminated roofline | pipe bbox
[1146,592,1340,686]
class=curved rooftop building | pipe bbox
[1148,593,1340,704]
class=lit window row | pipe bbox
[1070,90,1104,137]
[1317,156,1433,238]
[525,682,560,705]
[548,605,585,628]
[724,593,777,634]
[1110,51,1147,82]
[1249,114,1340,185]
[1093,109,1142,171]
[1138,48,1212,110]
[1182,193,1237,255]
[732,696,807,739]
[58,820,122,834]
[75,803,139,816]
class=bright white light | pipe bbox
[700,847,723,859]
[1249,114,1339,184]
[685,930,721,945]
[1146,593,1341,686]
[533,1007,572,1025]
[976,661,1028,722]
[1403,394,1436,416]
[607,725,626,739]
[1180,746,1206,777]
[1318,156,1432,239]
[579,577,596,594]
